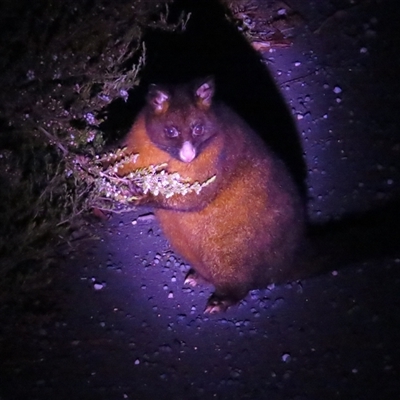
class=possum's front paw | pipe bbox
[184,269,201,287]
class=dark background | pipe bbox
[1,0,399,399]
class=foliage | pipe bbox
[84,149,216,210]
[0,0,183,287]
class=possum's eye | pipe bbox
[192,123,204,136]
[164,126,179,138]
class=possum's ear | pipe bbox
[194,76,215,110]
[147,84,170,114]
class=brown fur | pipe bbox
[121,78,305,313]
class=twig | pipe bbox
[279,68,321,86]
[37,126,69,156]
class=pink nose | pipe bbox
[179,141,196,163]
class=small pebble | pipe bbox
[333,86,342,94]
[94,282,104,291]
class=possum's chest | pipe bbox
[155,207,211,270]
[154,172,262,258]
[155,206,212,248]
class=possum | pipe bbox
[118,76,309,313]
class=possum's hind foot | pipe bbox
[204,293,237,314]
[204,294,234,314]
[204,288,247,314]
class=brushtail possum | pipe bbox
[120,76,312,313]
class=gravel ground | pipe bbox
[1,1,400,399]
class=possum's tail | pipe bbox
[306,199,400,275]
